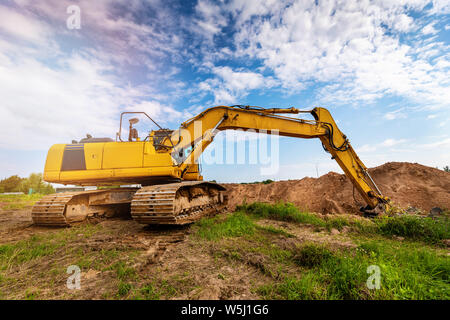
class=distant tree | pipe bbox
[0,175,25,193]
[444,166,450,172]
[19,173,55,194]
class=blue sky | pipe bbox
[0,0,449,183]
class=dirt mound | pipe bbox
[224,162,450,214]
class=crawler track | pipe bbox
[32,182,227,227]
[131,181,227,225]
[32,188,138,227]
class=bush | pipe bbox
[0,175,24,193]
[375,215,450,244]
[0,173,54,195]
[19,173,54,194]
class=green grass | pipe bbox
[257,274,327,300]
[195,211,257,240]
[292,244,335,268]
[0,194,43,202]
[375,214,450,244]
[0,194,44,210]
[195,203,450,300]
[0,235,63,270]
[135,283,161,300]
[106,259,139,298]
[257,241,450,300]
[238,202,326,226]
[195,210,295,241]
[238,202,450,245]
[117,281,133,297]
[1,199,448,300]
[0,224,103,279]
[131,280,179,300]
[112,261,137,281]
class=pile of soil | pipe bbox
[224,162,450,214]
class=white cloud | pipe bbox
[226,0,450,107]
[384,108,408,120]
[381,138,408,147]
[1,0,449,180]
[194,0,227,40]
[11,0,185,69]
[391,13,414,32]
[0,51,153,150]
[0,5,51,44]
[0,3,188,152]
[199,66,277,104]
[422,22,438,35]
[419,137,450,149]
[356,138,408,153]
[358,144,377,153]
[125,100,183,125]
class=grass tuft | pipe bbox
[374,214,449,244]
[292,244,335,268]
[195,211,256,240]
[238,202,450,245]
[238,202,326,226]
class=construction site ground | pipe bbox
[0,162,448,300]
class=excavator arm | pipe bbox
[166,105,388,214]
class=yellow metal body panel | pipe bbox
[44,144,65,171]
[102,142,144,169]
[43,144,65,181]
[44,141,181,186]
[84,143,103,170]
[143,141,174,167]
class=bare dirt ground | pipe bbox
[0,208,367,300]
[0,161,448,300]
[224,162,450,214]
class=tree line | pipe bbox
[0,173,55,194]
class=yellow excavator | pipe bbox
[31,105,389,226]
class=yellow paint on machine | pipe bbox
[44,141,185,185]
